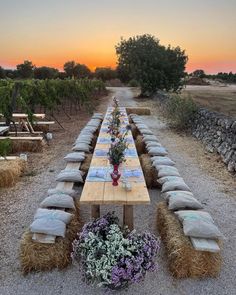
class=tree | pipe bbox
[192,69,206,78]
[74,64,91,79]
[0,66,6,79]
[116,34,188,96]
[63,61,76,78]
[34,66,59,79]
[94,67,117,81]
[16,60,34,78]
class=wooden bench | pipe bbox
[0,126,9,135]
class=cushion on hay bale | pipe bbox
[20,212,81,274]
[139,129,154,135]
[157,176,184,185]
[47,188,77,198]
[148,146,168,156]
[126,107,151,115]
[162,190,194,200]
[34,208,72,224]
[157,166,180,177]
[56,169,84,183]
[40,194,75,209]
[64,152,85,163]
[175,210,223,239]
[139,154,158,188]
[143,135,158,142]
[151,156,175,166]
[72,143,91,153]
[30,218,66,237]
[161,179,191,193]
[135,135,146,155]
[156,202,222,278]
[168,195,203,210]
[146,142,162,148]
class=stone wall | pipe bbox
[191,108,236,172]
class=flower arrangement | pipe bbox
[107,131,128,166]
[72,213,160,290]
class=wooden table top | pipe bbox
[0,126,9,135]
[80,107,150,205]
[0,113,45,119]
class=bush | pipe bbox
[128,79,139,87]
[0,138,12,157]
[163,95,198,130]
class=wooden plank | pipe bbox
[190,237,220,253]
[0,126,9,135]
[0,136,43,140]
[80,182,104,204]
[0,156,19,161]
[56,162,81,191]
[123,205,134,230]
[33,121,55,125]
[9,131,43,135]
[126,182,150,205]
[0,113,45,119]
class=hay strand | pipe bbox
[80,153,92,177]
[0,158,26,187]
[130,123,140,139]
[135,135,146,155]
[157,202,222,278]
[139,154,158,188]
[126,107,151,116]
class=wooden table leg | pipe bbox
[91,205,100,219]
[123,205,134,230]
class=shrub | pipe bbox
[128,79,139,87]
[163,95,198,130]
[0,138,12,158]
[72,212,160,290]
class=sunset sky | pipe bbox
[0,0,235,73]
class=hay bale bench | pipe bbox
[0,136,44,152]
[20,201,82,274]
[0,157,26,187]
[139,154,158,188]
[126,107,151,116]
[157,202,222,278]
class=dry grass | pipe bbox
[20,201,82,274]
[181,85,236,118]
[130,123,140,139]
[157,202,222,278]
[126,107,151,116]
[139,154,158,188]
[135,135,146,155]
[0,159,26,187]
[80,153,92,177]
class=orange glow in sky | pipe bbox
[0,0,235,74]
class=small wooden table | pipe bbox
[80,107,150,229]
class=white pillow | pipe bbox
[140,129,153,135]
[34,208,72,224]
[30,218,66,237]
[56,169,84,183]
[64,152,85,163]
[146,142,162,148]
[47,188,77,198]
[161,179,191,193]
[157,166,180,177]
[175,210,223,239]
[152,156,175,166]
[148,147,168,156]
[162,190,194,200]
[168,195,203,210]
[40,194,75,209]
[143,135,158,142]
[72,143,91,152]
[157,176,184,185]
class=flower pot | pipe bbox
[110,164,121,186]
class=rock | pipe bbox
[228,160,235,172]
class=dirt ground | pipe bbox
[180,84,236,118]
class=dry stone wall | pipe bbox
[191,108,236,172]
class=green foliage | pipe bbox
[63,61,91,79]
[116,34,188,96]
[191,69,206,78]
[163,94,198,130]
[0,66,6,79]
[0,78,106,119]
[94,67,117,81]
[16,60,34,79]
[0,139,12,157]
[34,67,59,79]
[128,79,139,87]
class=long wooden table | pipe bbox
[80,107,150,229]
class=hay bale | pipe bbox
[0,158,26,187]
[126,107,151,116]
[135,135,146,155]
[157,202,222,278]
[20,202,82,274]
[130,123,140,139]
[80,153,92,177]
[12,140,43,153]
[139,154,158,188]
[91,135,98,149]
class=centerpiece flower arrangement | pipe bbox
[71,212,160,290]
[107,97,121,139]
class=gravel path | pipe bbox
[0,87,235,295]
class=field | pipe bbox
[181,84,236,118]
